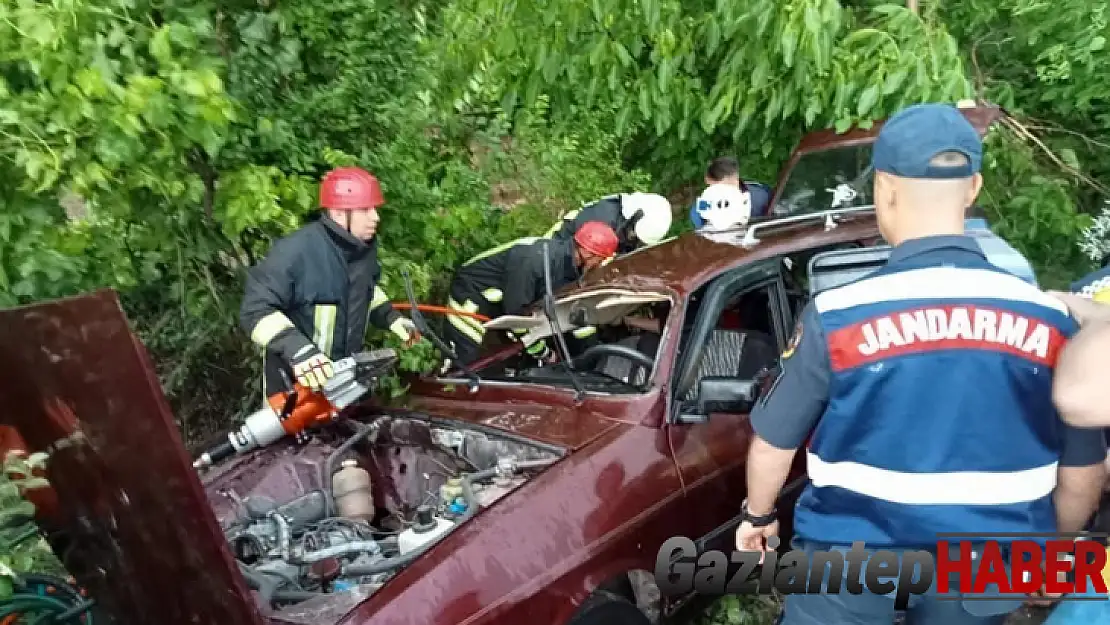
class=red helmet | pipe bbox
[574,221,620,258]
[319,167,384,210]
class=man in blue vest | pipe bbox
[733,103,1107,624]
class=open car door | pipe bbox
[0,289,262,625]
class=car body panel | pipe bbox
[0,289,263,625]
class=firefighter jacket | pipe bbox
[447,236,583,355]
[240,215,407,395]
[545,195,637,254]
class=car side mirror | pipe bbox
[675,376,760,424]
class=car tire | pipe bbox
[567,590,651,625]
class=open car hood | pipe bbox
[0,290,262,625]
[482,288,672,345]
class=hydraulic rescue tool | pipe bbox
[192,348,398,470]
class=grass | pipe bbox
[694,594,782,625]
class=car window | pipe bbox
[770,144,875,217]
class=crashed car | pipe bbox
[0,104,1006,625]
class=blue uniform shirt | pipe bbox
[752,235,1106,549]
[1071,264,1110,302]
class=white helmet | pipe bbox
[620,192,672,246]
[696,183,752,231]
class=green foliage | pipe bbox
[697,594,782,625]
[438,0,973,187]
[0,451,66,599]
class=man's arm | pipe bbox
[1054,421,1107,532]
[1054,321,1110,428]
[745,303,831,516]
[239,240,317,364]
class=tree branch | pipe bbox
[1002,114,1110,196]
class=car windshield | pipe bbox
[769,143,875,218]
[455,295,672,394]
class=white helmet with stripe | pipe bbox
[620,192,672,246]
[696,183,752,231]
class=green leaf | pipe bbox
[1091,37,1106,52]
[857,85,879,117]
[882,69,908,95]
[1059,148,1080,170]
[835,117,853,134]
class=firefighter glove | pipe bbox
[291,346,334,391]
[390,317,422,348]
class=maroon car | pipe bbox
[0,105,1003,625]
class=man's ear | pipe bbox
[966,173,984,206]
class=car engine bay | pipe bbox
[199,413,562,621]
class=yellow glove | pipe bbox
[291,347,334,391]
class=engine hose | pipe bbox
[291,540,382,564]
[239,562,324,608]
[0,593,91,625]
[322,421,379,516]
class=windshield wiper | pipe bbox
[540,241,586,403]
[400,268,480,393]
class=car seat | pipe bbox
[682,330,779,402]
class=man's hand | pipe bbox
[735,519,780,564]
[1047,290,1110,325]
[292,348,334,391]
[391,317,422,349]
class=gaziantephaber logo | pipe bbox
[655,533,1110,609]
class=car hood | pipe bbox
[0,290,264,625]
[387,393,624,451]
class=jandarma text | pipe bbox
[654,536,1110,609]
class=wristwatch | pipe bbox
[740,499,777,527]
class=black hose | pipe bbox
[458,468,497,523]
[321,421,379,516]
[239,562,324,607]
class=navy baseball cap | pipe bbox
[871,103,982,179]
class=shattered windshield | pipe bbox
[770,144,875,218]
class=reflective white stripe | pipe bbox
[313,304,336,355]
[389,317,412,340]
[814,266,1070,316]
[250,312,295,346]
[806,451,1058,505]
[482,288,503,303]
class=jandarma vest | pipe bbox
[793,254,1076,549]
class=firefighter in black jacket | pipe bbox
[240,166,421,396]
[445,221,620,365]
[544,191,673,254]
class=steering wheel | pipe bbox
[569,343,655,372]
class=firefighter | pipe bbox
[240,166,421,396]
[543,191,672,254]
[445,221,619,365]
[692,182,753,232]
[733,104,1107,624]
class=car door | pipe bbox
[661,258,797,554]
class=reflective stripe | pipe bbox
[482,288,503,303]
[250,311,295,347]
[370,285,389,310]
[806,451,1058,506]
[814,266,1070,316]
[464,237,540,265]
[313,304,337,356]
[543,209,580,238]
[447,298,486,343]
[572,326,597,339]
[389,317,412,340]
[525,340,547,355]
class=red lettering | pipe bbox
[1009,541,1043,594]
[1073,541,1109,594]
[935,541,973,593]
[971,542,1012,595]
[1044,540,1074,594]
